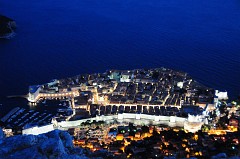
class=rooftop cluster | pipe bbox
[56,68,214,107]
[70,120,239,159]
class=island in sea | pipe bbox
[0,67,239,158]
[0,15,16,39]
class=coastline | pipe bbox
[0,32,16,39]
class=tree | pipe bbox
[201,124,210,132]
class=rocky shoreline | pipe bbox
[0,15,16,39]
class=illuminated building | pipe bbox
[28,85,41,102]
[215,90,228,100]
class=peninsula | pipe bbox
[0,67,239,159]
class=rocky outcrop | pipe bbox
[0,130,90,159]
[0,15,16,39]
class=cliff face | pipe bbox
[0,130,90,159]
[0,15,16,39]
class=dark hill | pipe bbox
[0,15,16,39]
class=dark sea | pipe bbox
[0,0,240,117]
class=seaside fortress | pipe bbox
[28,85,42,102]
[28,81,79,103]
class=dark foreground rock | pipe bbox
[0,130,91,159]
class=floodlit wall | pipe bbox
[58,115,118,128]
[22,114,188,135]
[22,124,54,135]
[57,113,187,128]
[184,122,203,133]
